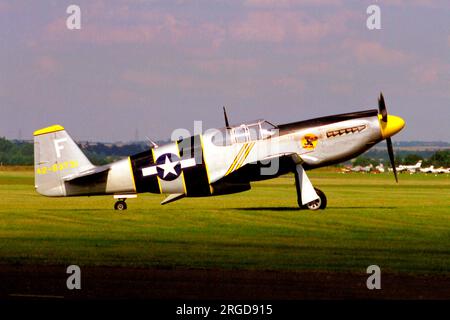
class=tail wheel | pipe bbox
[303,188,327,211]
[114,200,127,211]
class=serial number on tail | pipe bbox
[36,160,79,175]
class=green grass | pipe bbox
[0,169,449,274]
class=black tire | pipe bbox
[302,188,327,210]
[114,201,127,211]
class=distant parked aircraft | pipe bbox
[396,160,422,173]
[347,164,373,173]
[437,167,450,174]
[420,166,450,174]
[420,165,435,174]
[375,163,385,173]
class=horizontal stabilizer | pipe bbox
[63,166,110,182]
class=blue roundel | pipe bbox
[155,153,181,181]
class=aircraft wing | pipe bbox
[259,152,298,163]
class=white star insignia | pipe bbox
[141,155,196,178]
[158,155,179,178]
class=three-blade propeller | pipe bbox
[378,93,398,183]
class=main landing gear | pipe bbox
[301,188,327,211]
[113,194,137,211]
[294,164,327,211]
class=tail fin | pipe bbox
[34,125,95,196]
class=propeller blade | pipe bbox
[378,92,388,122]
[223,106,230,128]
[386,137,398,183]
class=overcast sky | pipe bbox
[1,0,449,142]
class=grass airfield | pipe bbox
[1,168,449,275]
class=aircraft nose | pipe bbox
[379,115,405,139]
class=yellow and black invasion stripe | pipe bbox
[175,140,187,195]
[130,149,161,194]
[129,136,212,197]
[199,134,214,194]
[151,147,163,194]
[127,156,137,193]
[178,135,211,197]
[225,142,255,176]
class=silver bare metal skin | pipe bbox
[300,116,382,168]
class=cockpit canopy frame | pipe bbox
[211,120,278,146]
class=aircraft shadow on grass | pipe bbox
[235,207,302,211]
[235,206,397,211]
[37,209,112,212]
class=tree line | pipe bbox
[1,137,449,167]
[0,137,147,166]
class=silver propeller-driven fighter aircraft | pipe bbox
[34,94,405,211]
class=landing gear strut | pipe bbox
[294,164,327,210]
